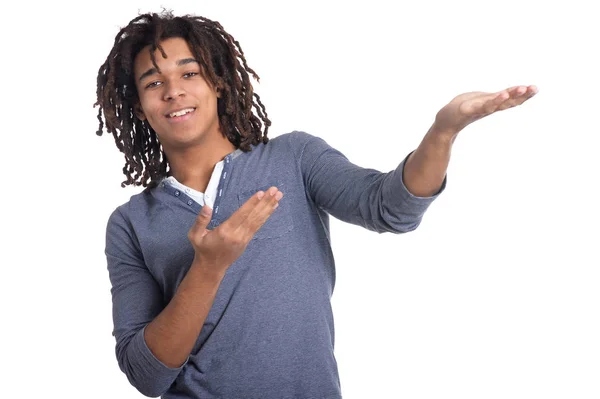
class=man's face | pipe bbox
[133,37,221,150]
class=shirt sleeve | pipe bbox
[290,131,446,234]
[105,207,186,397]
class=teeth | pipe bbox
[169,108,194,117]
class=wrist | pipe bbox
[428,123,460,146]
[190,255,227,281]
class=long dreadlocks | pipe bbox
[94,10,271,188]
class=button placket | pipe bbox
[212,156,231,219]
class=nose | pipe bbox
[163,81,186,101]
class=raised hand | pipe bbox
[188,186,283,274]
[434,85,538,135]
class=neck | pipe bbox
[165,133,236,193]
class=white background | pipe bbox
[1,1,598,398]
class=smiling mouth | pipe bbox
[166,108,196,118]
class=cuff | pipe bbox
[385,151,447,212]
[124,326,188,396]
[133,326,189,373]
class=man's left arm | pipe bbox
[403,84,538,197]
[294,85,538,234]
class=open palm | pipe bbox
[435,85,538,133]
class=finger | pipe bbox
[224,186,281,231]
[519,85,539,102]
[527,85,539,95]
[507,85,538,97]
[189,205,213,239]
[506,86,527,96]
[506,85,538,101]
[240,188,283,237]
[476,91,508,115]
[460,92,503,116]
[495,91,521,111]
[497,97,523,111]
[497,85,538,111]
[224,189,268,228]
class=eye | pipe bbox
[184,72,199,78]
[145,81,162,89]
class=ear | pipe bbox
[134,103,147,120]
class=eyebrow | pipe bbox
[138,58,199,83]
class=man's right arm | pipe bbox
[106,207,199,398]
[143,260,225,369]
[105,187,282,397]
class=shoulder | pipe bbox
[268,130,318,147]
[262,131,328,160]
[106,187,156,230]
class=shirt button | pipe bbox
[187,200,193,206]
[175,191,180,196]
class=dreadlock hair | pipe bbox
[94,9,271,188]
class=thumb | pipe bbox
[200,205,213,218]
[192,205,213,234]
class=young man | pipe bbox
[96,10,537,399]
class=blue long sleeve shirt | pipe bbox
[105,131,446,398]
